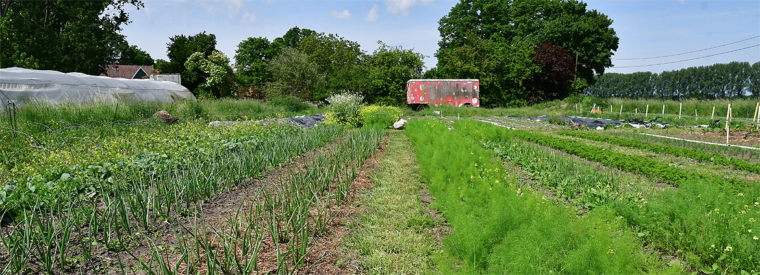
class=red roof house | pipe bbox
[101,64,154,79]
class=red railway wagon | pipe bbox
[406,79,480,110]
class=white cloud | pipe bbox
[331,9,352,19]
[384,0,434,16]
[226,0,244,19]
[366,4,379,22]
[241,11,256,24]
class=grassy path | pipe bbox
[347,131,444,274]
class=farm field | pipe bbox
[2,99,760,274]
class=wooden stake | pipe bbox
[726,104,731,145]
[695,109,698,121]
[662,105,665,115]
[752,102,759,123]
[635,108,638,115]
[679,103,682,119]
[711,106,715,119]
[619,105,623,116]
[592,103,596,114]
[575,103,578,112]
[580,104,583,113]
[610,104,612,113]
[645,104,649,117]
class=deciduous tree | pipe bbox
[0,0,144,75]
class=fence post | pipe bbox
[753,102,759,123]
[592,103,596,114]
[645,104,649,117]
[695,109,698,121]
[679,103,682,119]
[726,104,731,145]
[662,105,665,115]
[619,105,623,116]
[610,104,612,113]
[712,106,715,119]
[575,104,578,112]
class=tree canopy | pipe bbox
[185,51,235,99]
[585,61,760,99]
[234,37,275,85]
[435,0,619,106]
[159,31,218,93]
[0,0,144,75]
[116,44,154,66]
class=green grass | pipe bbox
[348,131,442,274]
[0,98,322,134]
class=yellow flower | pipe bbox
[754,236,759,240]
[724,245,733,252]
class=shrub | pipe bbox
[325,91,364,127]
[268,96,313,112]
[359,105,402,129]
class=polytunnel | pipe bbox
[0,67,196,108]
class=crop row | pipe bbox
[481,138,654,210]
[607,131,760,162]
[457,120,760,274]
[136,127,385,274]
[0,124,345,274]
[406,119,669,274]
[560,130,760,174]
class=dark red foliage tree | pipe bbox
[526,42,577,103]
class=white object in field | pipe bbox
[433,111,441,115]
[619,105,622,115]
[726,104,731,145]
[0,67,195,108]
[393,118,407,129]
[679,103,682,119]
[645,104,649,117]
[712,106,715,119]
[662,105,665,115]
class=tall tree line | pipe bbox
[585,61,760,99]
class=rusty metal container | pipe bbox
[406,79,480,110]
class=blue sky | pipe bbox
[121,0,760,75]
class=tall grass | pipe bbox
[573,98,760,121]
[0,98,320,133]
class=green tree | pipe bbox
[0,0,144,75]
[117,44,154,65]
[437,0,618,98]
[299,32,365,100]
[234,37,275,85]
[165,31,217,92]
[365,41,425,105]
[185,51,235,99]
[438,35,539,107]
[267,47,325,100]
[271,26,317,54]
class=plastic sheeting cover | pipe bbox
[0,67,196,108]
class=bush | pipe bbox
[268,96,313,112]
[325,91,364,127]
[359,105,402,129]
